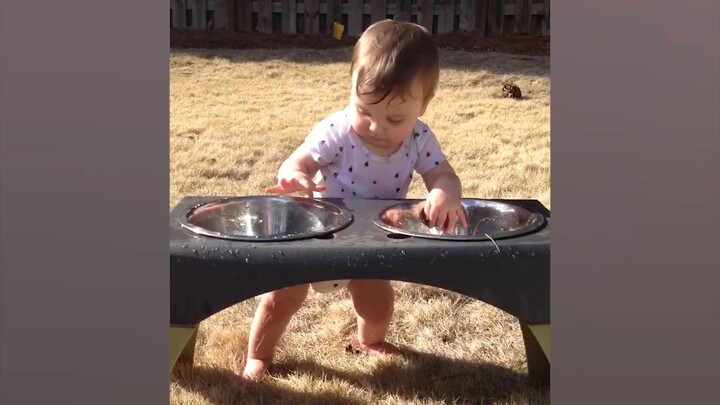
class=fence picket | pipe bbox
[170,0,549,37]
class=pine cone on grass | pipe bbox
[502,81,522,99]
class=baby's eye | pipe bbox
[388,118,403,125]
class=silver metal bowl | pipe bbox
[373,199,545,241]
[179,196,353,241]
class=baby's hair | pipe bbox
[350,20,439,105]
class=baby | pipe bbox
[242,19,468,379]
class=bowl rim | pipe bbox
[372,198,546,241]
[178,195,354,242]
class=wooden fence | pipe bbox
[170,0,550,37]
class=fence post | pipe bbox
[281,0,297,34]
[487,0,504,36]
[514,0,531,34]
[418,0,434,32]
[437,0,455,34]
[235,0,251,32]
[474,0,488,37]
[172,0,187,29]
[305,0,320,33]
[458,0,476,32]
[395,0,411,21]
[256,0,272,33]
[542,0,550,36]
[213,0,226,30]
[326,0,342,33]
[193,0,208,29]
[347,0,363,36]
[371,0,387,24]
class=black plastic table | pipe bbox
[169,196,550,386]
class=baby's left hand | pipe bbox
[423,188,468,231]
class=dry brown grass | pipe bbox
[170,47,550,405]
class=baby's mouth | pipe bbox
[364,135,388,146]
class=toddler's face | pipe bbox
[349,74,429,155]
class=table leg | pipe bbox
[519,322,550,387]
[170,324,199,371]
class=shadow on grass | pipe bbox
[172,364,364,405]
[170,46,549,77]
[173,347,549,405]
[170,29,550,56]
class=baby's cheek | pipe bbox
[352,117,368,134]
[394,123,416,140]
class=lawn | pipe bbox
[170,46,550,405]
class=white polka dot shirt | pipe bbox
[305,107,447,199]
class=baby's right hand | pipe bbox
[265,172,326,198]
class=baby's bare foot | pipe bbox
[241,358,271,380]
[359,341,399,356]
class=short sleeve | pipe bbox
[303,115,345,166]
[413,123,447,174]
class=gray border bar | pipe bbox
[553,1,720,403]
[2,0,719,404]
[1,1,169,404]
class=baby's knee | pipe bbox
[261,284,309,312]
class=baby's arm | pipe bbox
[422,160,463,198]
[278,145,321,180]
[266,145,326,197]
[421,161,468,229]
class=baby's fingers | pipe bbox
[444,210,459,232]
[428,208,447,229]
[298,179,326,192]
[457,205,469,228]
[422,201,436,226]
[297,178,326,198]
[265,184,287,194]
[266,178,298,194]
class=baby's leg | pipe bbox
[347,279,398,355]
[243,284,309,379]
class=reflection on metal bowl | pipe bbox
[179,196,353,241]
[374,199,545,241]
